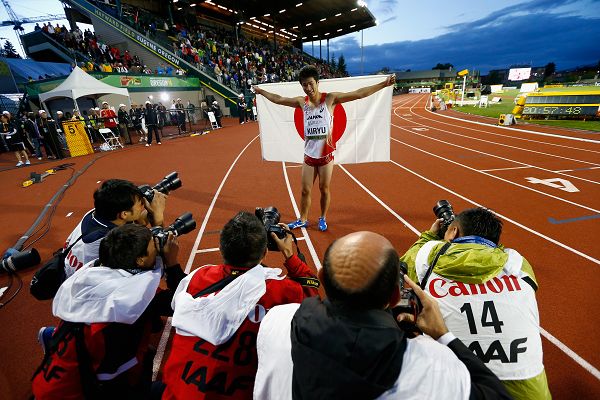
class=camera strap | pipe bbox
[288,230,306,264]
[419,242,451,290]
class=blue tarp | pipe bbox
[2,58,71,83]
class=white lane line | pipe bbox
[554,166,600,173]
[282,162,322,270]
[422,103,600,144]
[393,108,600,185]
[341,154,600,379]
[402,96,600,156]
[152,317,172,380]
[390,133,600,215]
[481,166,534,172]
[388,158,600,265]
[540,328,600,380]
[196,247,220,254]
[184,135,260,274]
[338,165,420,236]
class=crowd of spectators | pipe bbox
[34,0,345,93]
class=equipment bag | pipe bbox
[30,235,84,300]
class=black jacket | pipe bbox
[144,106,158,125]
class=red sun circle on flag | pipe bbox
[294,104,347,150]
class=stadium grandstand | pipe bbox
[14,0,376,115]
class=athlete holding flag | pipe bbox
[253,65,395,231]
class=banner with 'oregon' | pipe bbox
[61,121,94,157]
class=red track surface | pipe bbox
[1,94,599,399]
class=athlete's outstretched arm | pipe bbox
[253,86,304,108]
[329,75,396,104]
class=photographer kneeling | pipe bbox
[62,178,167,278]
[32,224,186,399]
[401,206,550,400]
[254,231,510,399]
[159,211,320,399]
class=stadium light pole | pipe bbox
[361,29,364,75]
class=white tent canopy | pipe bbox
[39,66,129,110]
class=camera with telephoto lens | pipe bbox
[1,248,41,274]
[433,199,455,238]
[151,212,197,252]
[392,261,423,335]
[138,172,182,202]
[255,207,287,251]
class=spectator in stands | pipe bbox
[83,108,99,143]
[70,109,84,121]
[100,101,119,137]
[186,100,196,124]
[61,178,167,278]
[237,93,248,124]
[157,102,167,128]
[400,207,550,399]
[32,223,185,399]
[169,99,177,125]
[117,104,133,145]
[130,104,146,142]
[175,98,185,132]
[210,100,222,128]
[144,101,161,146]
[23,112,45,160]
[254,65,395,232]
[254,231,511,400]
[1,112,30,167]
[159,211,319,399]
[37,110,64,159]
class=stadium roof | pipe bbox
[191,0,376,42]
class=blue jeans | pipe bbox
[32,138,43,158]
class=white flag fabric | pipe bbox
[256,75,392,164]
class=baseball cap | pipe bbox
[119,104,126,108]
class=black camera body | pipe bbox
[139,172,182,202]
[255,207,286,251]
[151,212,196,252]
[392,261,423,334]
[433,199,455,238]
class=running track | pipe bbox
[0,93,598,399]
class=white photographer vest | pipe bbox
[303,95,333,159]
[416,241,544,380]
[63,211,108,277]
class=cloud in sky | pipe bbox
[327,0,600,75]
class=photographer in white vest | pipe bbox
[400,206,550,400]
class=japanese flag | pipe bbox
[256,75,392,164]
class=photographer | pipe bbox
[254,231,510,400]
[159,211,319,399]
[62,179,166,278]
[32,224,186,399]
[401,207,550,399]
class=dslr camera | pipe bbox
[255,207,287,251]
[392,261,423,334]
[433,199,455,238]
[1,248,41,274]
[151,212,197,252]
[139,172,182,202]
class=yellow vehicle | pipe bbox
[514,90,600,120]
